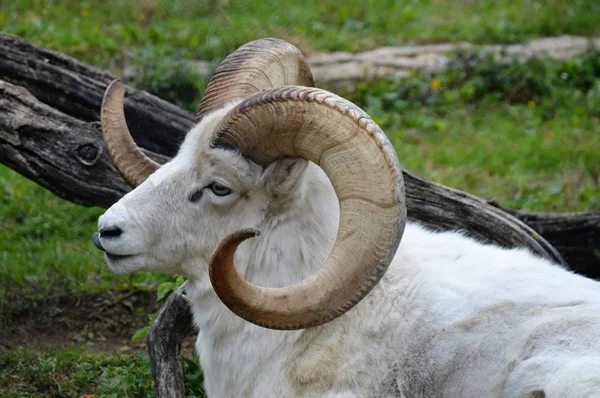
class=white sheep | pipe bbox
[92,39,600,397]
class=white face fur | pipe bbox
[95,103,311,280]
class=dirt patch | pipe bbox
[0,291,197,354]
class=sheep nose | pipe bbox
[100,226,123,239]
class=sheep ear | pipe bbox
[266,157,309,197]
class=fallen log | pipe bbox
[0,33,191,156]
[147,286,195,398]
[0,80,168,208]
[2,33,598,273]
[0,78,574,267]
[495,205,600,277]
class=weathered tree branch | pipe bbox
[149,291,195,398]
[5,41,600,274]
[0,69,591,272]
[0,78,572,266]
[0,33,191,156]
[3,32,599,272]
[148,286,195,398]
[0,80,168,208]
[494,206,600,277]
[2,32,598,270]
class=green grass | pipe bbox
[0,349,205,397]
[0,165,170,326]
[343,50,600,212]
[0,349,153,397]
[388,102,599,211]
[5,0,599,110]
[2,0,600,68]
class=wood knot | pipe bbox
[75,143,101,166]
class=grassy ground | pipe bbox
[0,349,205,397]
[2,0,600,110]
[1,1,600,396]
[0,165,170,330]
[3,0,600,65]
[345,51,600,212]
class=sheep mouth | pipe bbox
[92,233,137,261]
[106,252,135,261]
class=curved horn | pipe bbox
[101,80,160,187]
[101,39,311,186]
[208,86,406,330]
[196,38,314,122]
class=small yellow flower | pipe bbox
[81,9,90,17]
[527,100,535,108]
[430,79,441,89]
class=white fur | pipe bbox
[97,104,600,397]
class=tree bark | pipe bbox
[495,206,600,277]
[0,80,169,208]
[1,77,572,265]
[2,32,598,271]
[5,72,600,274]
[147,286,195,398]
[0,33,191,157]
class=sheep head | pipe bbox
[93,39,406,330]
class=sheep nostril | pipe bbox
[100,226,123,239]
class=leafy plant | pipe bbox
[341,44,600,126]
[131,275,186,342]
[183,356,207,397]
[127,46,210,112]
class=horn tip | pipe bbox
[216,228,261,251]
[106,79,123,92]
[103,79,126,106]
[233,228,261,241]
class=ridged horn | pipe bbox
[196,38,315,122]
[208,86,406,330]
[100,80,160,187]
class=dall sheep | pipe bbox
[92,39,600,397]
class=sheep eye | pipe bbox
[209,182,232,196]
[189,189,204,203]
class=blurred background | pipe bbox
[1,0,599,396]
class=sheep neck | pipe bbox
[186,164,339,396]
